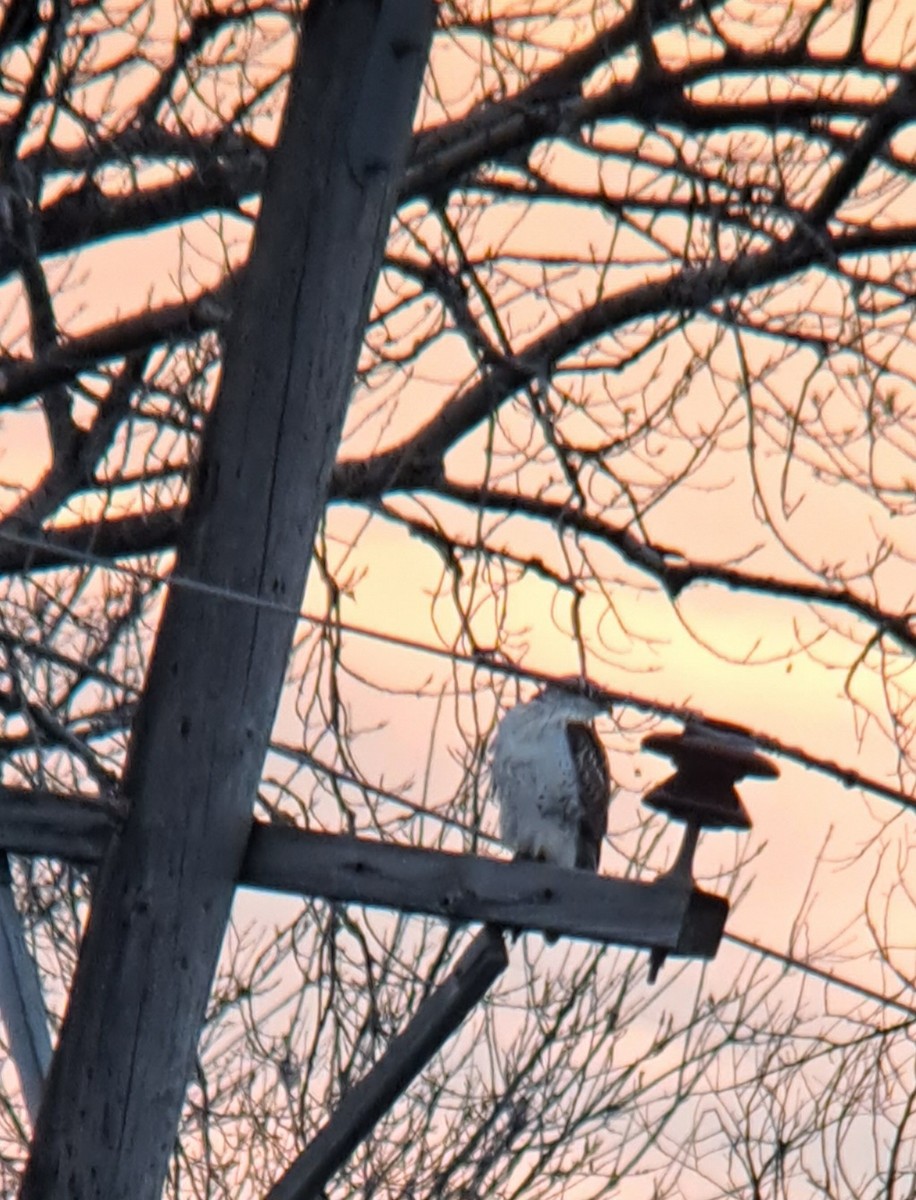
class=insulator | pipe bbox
[641,721,778,831]
[642,772,752,829]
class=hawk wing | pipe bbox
[566,722,610,871]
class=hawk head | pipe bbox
[531,678,607,723]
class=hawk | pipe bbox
[492,685,611,873]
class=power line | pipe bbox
[0,525,514,677]
[725,931,916,1020]
[0,525,912,817]
[3,520,916,1057]
[0,527,303,618]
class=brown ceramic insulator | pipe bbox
[641,723,778,830]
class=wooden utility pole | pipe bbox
[0,854,51,1122]
[267,926,510,1200]
[20,2,435,1195]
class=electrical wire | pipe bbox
[3,525,916,1020]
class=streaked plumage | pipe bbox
[492,687,611,872]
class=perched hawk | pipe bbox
[492,686,611,872]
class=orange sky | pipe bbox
[4,4,916,1189]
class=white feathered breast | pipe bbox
[491,690,610,871]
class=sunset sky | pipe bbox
[3,0,916,1192]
